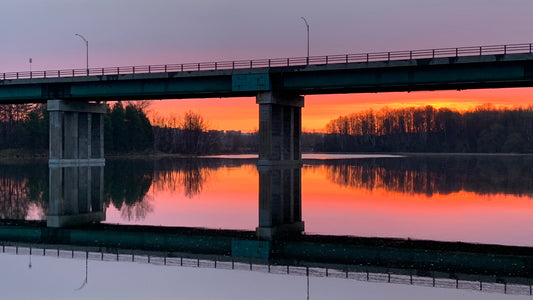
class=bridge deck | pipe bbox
[1,43,533,103]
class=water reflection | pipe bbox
[0,155,532,245]
[321,156,533,196]
[103,160,153,221]
[0,164,47,220]
[48,164,105,227]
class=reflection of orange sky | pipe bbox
[147,88,533,132]
[106,163,533,246]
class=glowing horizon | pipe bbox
[146,87,533,133]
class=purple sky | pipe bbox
[2,0,533,72]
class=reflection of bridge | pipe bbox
[1,224,532,296]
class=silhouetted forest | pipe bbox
[1,103,532,154]
[319,105,533,153]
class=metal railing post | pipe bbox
[504,45,507,55]
[456,48,458,57]
[345,54,348,63]
[479,46,482,55]
[432,49,435,58]
[409,51,412,60]
[366,53,369,62]
[387,52,390,61]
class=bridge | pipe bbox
[2,43,533,166]
[2,42,533,234]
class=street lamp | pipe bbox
[300,17,310,63]
[74,33,89,74]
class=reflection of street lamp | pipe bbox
[300,17,310,63]
[74,33,89,73]
[75,253,88,291]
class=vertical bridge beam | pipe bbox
[47,100,106,227]
[256,92,304,240]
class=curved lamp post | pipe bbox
[74,33,89,74]
[300,17,309,63]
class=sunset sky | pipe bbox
[2,0,533,131]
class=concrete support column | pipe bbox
[48,100,106,166]
[256,92,304,166]
[256,92,304,239]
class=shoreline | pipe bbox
[0,148,532,163]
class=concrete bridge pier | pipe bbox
[256,92,304,240]
[48,100,106,166]
[47,100,107,227]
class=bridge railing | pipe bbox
[2,43,532,81]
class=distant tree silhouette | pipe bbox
[322,105,533,153]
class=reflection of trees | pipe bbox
[323,156,533,196]
[153,159,215,198]
[104,160,154,220]
[104,158,254,221]
[152,158,255,198]
[0,163,48,220]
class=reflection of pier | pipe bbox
[0,224,532,296]
[47,100,106,227]
[48,164,105,227]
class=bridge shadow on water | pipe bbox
[0,156,532,295]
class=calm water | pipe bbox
[0,154,532,299]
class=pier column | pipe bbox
[256,92,304,239]
[48,100,106,166]
[256,92,303,166]
[47,100,106,227]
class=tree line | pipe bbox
[319,105,533,153]
[2,102,533,154]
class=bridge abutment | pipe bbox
[256,92,304,239]
[47,100,106,227]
